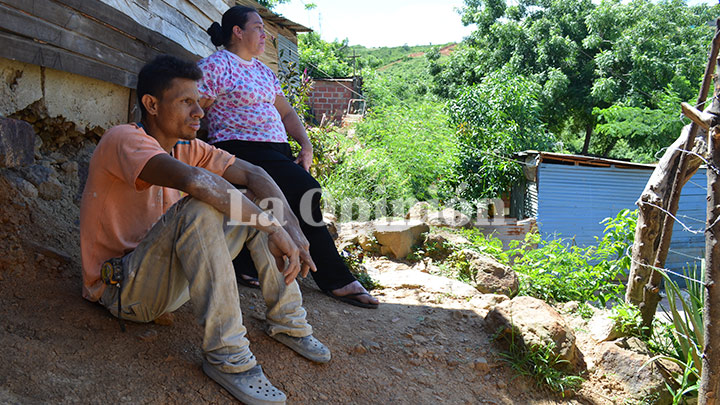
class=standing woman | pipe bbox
[198,6,378,308]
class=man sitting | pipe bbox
[79,54,329,405]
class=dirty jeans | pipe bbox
[99,197,312,373]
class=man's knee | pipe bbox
[178,197,224,223]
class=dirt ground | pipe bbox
[0,143,636,405]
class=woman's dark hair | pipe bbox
[207,6,258,47]
[136,55,203,119]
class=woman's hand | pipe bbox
[295,144,314,172]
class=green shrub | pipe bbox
[447,68,557,200]
[318,102,458,219]
[508,209,636,306]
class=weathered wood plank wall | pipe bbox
[0,0,308,88]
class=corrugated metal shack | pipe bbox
[511,151,706,273]
[0,0,310,129]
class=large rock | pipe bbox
[406,201,471,228]
[0,118,35,168]
[458,249,519,297]
[485,296,585,371]
[373,219,429,259]
[593,341,672,404]
[374,269,482,298]
[336,221,379,253]
[588,311,624,343]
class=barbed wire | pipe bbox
[625,245,705,286]
[667,248,704,261]
[637,200,705,235]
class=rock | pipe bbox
[468,294,509,315]
[485,296,585,371]
[19,164,63,200]
[428,208,471,228]
[61,161,78,175]
[352,344,367,354]
[614,336,651,356]
[336,221,379,252]
[458,250,519,297]
[323,212,338,240]
[3,171,38,198]
[138,329,158,342]
[406,201,471,228]
[422,233,452,260]
[406,201,431,219]
[38,178,63,200]
[373,219,429,259]
[594,341,672,404]
[473,357,490,375]
[361,339,380,351]
[374,269,482,298]
[0,118,35,168]
[589,312,623,342]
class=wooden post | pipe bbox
[626,21,720,329]
[701,125,720,405]
[699,46,720,405]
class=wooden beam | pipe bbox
[55,0,198,61]
[2,0,159,63]
[0,30,135,88]
[0,2,145,80]
[681,102,714,131]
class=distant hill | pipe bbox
[349,43,456,70]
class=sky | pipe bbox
[274,0,719,48]
[273,0,475,48]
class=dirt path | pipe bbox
[0,251,634,404]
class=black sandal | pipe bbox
[238,274,260,289]
[322,290,379,309]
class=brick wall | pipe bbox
[309,79,356,123]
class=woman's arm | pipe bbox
[274,94,313,172]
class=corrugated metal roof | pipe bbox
[535,163,706,273]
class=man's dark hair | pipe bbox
[136,55,203,119]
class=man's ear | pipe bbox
[141,94,159,116]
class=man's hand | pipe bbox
[294,144,313,172]
[266,227,314,285]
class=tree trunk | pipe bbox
[581,121,592,155]
[626,23,720,328]
[624,127,705,307]
[700,127,720,405]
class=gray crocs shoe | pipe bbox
[202,360,286,405]
[268,331,331,363]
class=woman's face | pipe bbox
[237,12,266,57]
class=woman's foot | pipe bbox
[238,274,260,289]
[327,281,379,308]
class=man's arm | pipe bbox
[138,153,310,284]
[221,158,316,274]
[274,94,313,172]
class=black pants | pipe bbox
[215,140,356,291]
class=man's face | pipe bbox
[154,78,204,140]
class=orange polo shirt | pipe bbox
[79,124,235,301]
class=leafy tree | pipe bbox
[585,0,717,158]
[298,32,352,78]
[433,0,717,159]
[255,0,291,9]
[447,69,556,199]
[436,0,597,153]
